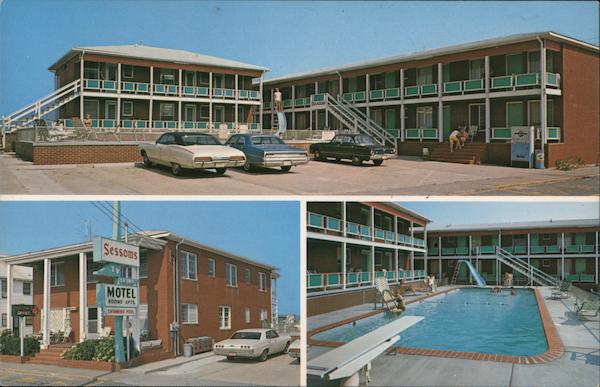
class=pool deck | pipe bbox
[307,286,600,387]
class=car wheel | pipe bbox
[142,152,152,167]
[373,159,383,166]
[351,155,362,166]
[226,355,235,361]
[215,168,227,176]
[283,342,290,353]
[314,151,323,161]
[171,163,183,176]
[258,349,268,362]
[243,161,252,172]
[281,166,292,172]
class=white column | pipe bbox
[371,246,375,285]
[485,56,491,143]
[370,207,375,242]
[341,202,347,236]
[400,68,405,142]
[79,252,87,342]
[117,63,122,126]
[209,72,213,130]
[561,232,565,280]
[410,221,415,271]
[234,74,239,130]
[394,249,399,282]
[424,225,428,275]
[438,257,442,281]
[365,74,370,118]
[291,85,296,129]
[540,44,547,146]
[314,81,319,130]
[6,264,12,332]
[80,54,84,120]
[178,69,183,129]
[437,63,443,142]
[43,258,51,347]
[259,75,264,130]
[150,66,153,95]
[469,235,473,258]
[595,231,599,284]
[342,242,347,290]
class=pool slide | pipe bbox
[276,111,287,135]
[460,260,487,286]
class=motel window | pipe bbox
[23,282,31,296]
[199,106,210,119]
[258,272,267,292]
[244,268,251,284]
[260,308,268,323]
[527,51,540,73]
[160,103,175,121]
[416,107,433,129]
[138,304,149,332]
[1,313,6,327]
[25,316,33,326]
[180,251,197,280]
[86,257,101,282]
[528,100,555,127]
[160,70,176,85]
[181,304,198,324]
[84,63,100,79]
[219,306,231,330]
[122,64,134,79]
[51,262,65,287]
[139,254,148,279]
[244,307,251,324]
[208,258,216,277]
[226,264,237,287]
[469,59,484,80]
[416,67,433,85]
[122,101,133,116]
[1,279,6,298]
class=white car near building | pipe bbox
[213,328,291,362]
[139,132,246,176]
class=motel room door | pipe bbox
[443,106,452,139]
[507,102,524,128]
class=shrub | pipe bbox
[0,329,40,356]
[63,339,98,360]
[556,156,584,171]
[62,335,138,362]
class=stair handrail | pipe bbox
[336,95,396,144]
[4,80,81,130]
[495,246,558,286]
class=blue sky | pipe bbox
[0,0,598,115]
[401,200,599,228]
[0,200,300,315]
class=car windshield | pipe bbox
[354,135,376,145]
[230,332,262,340]
[180,135,220,146]
[251,136,284,145]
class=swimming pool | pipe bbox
[312,288,548,356]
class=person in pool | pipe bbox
[392,288,407,312]
[510,287,516,296]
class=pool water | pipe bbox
[313,288,548,356]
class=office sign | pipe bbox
[510,126,534,167]
[12,304,36,317]
[96,283,138,308]
[93,236,139,267]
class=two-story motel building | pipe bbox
[48,44,268,132]
[262,31,599,167]
[0,231,276,355]
[306,202,430,316]
[424,219,600,287]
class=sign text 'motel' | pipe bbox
[93,236,140,267]
[97,284,138,308]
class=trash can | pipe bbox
[535,149,545,169]
[183,343,193,357]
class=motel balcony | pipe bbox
[307,269,427,293]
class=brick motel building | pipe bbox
[0,230,277,356]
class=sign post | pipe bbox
[12,304,35,357]
[93,202,139,364]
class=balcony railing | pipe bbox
[83,79,118,92]
[491,126,561,141]
[122,81,150,94]
[369,88,401,101]
[307,269,427,291]
[405,128,438,140]
[307,212,342,232]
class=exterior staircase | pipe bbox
[1,79,81,132]
[494,247,559,286]
[27,344,71,365]
[426,142,487,164]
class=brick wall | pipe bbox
[30,143,142,165]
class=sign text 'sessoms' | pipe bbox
[93,236,140,267]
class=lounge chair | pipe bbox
[375,276,403,312]
[575,298,600,320]
[551,280,571,299]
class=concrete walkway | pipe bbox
[0,362,111,386]
[307,287,600,386]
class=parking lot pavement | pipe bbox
[0,362,110,386]
[1,152,598,195]
[95,352,300,386]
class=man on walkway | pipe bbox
[274,88,282,112]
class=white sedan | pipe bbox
[213,329,291,362]
[139,132,246,176]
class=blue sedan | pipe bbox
[225,134,309,172]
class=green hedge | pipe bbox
[0,329,40,356]
[62,336,139,362]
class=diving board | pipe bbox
[308,315,423,383]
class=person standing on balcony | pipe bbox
[83,114,92,129]
[274,88,282,112]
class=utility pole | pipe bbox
[112,201,126,364]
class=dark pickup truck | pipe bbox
[309,133,388,166]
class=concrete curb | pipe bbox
[143,352,218,375]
